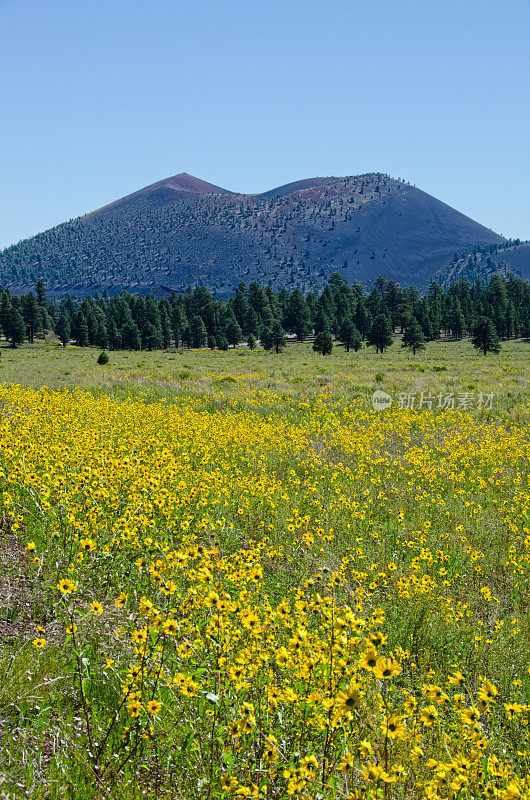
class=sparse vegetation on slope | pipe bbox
[0,173,505,296]
[435,239,530,287]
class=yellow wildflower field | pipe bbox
[0,343,529,799]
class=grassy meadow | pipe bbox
[0,337,529,800]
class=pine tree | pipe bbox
[121,319,141,350]
[401,318,426,355]
[0,271,526,357]
[83,304,99,346]
[71,310,89,347]
[313,331,333,355]
[190,315,207,348]
[285,290,310,341]
[22,293,40,343]
[246,308,261,337]
[171,306,184,347]
[160,310,172,349]
[95,321,109,350]
[8,307,26,348]
[313,305,332,335]
[231,287,251,334]
[225,319,243,348]
[56,311,71,347]
[143,322,163,351]
[260,326,272,350]
[472,317,501,355]
[108,319,121,350]
[0,293,13,340]
[445,300,465,339]
[355,302,371,339]
[181,324,191,348]
[366,314,393,354]
[339,318,358,352]
[36,280,46,306]
[262,320,286,353]
[247,333,256,350]
[248,282,274,329]
[351,327,362,352]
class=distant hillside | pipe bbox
[0,172,506,297]
[434,240,530,287]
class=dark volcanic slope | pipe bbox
[0,172,505,296]
[89,172,235,219]
[435,241,530,287]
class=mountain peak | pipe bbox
[0,172,509,296]
[88,172,233,218]
[160,173,232,194]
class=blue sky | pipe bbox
[1,0,529,249]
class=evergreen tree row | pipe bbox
[0,273,528,354]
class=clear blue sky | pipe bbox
[1,0,529,249]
